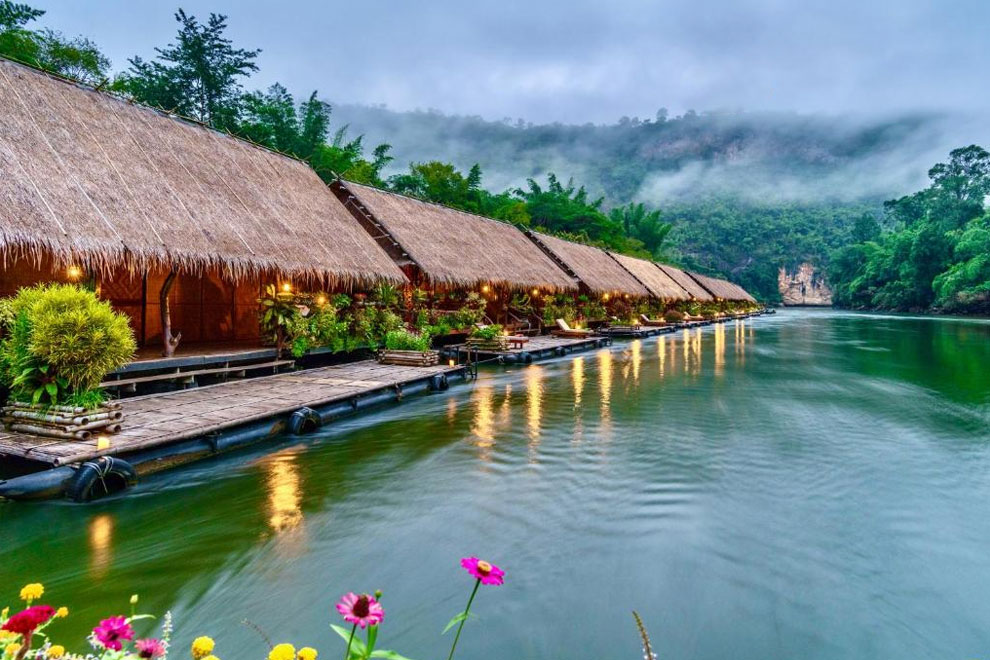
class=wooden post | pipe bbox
[161,269,182,357]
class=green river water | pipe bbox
[2,309,989,659]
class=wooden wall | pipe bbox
[0,258,261,347]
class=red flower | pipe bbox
[1,605,55,636]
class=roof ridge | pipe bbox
[0,54,307,167]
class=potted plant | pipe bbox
[465,324,507,351]
[0,283,136,440]
[377,329,439,366]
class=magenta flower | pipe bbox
[135,638,167,658]
[460,557,505,586]
[336,593,384,629]
[93,616,135,651]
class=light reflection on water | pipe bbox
[5,310,990,660]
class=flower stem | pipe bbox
[343,623,357,660]
[446,579,481,660]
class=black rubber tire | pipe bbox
[67,456,138,502]
[288,407,321,434]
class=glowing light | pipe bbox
[531,288,539,296]
[66,265,83,281]
[96,435,111,451]
[315,294,327,306]
[526,365,543,445]
[602,293,610,302]
[448,359,456,367]
[265,452,303,533]
[481,284,491,293]
[280,282,292,293]
[88,514,113,578]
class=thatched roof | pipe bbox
[0,57,407,286]
[338,181,577,291]
[688,271,755,302]
[609,252,689,300]
[656,264,714,301]
[526,231,649,297]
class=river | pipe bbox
[2,309,989,659]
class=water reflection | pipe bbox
[657,336,666,377]
[572,357,585,441]
[631,340,641,384]
[88,513,114,579]
[526,366,544,447]
[714,322,726,376]
[472,385,496,449]
[263,451,304,535]
[598,349,613,431]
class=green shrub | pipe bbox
[0,283,136,408]
[384,329,432,352]
[470,324,504,341]
[664,309,684,322]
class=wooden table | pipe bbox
[506,336,530,349]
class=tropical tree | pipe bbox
[114,10,259,129]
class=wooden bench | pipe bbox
[506,336,529,349]
[100,359,295,391]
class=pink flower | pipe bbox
[93,616,135,651]
[460,557,505,586]
[1,605,55,636]
[135,638,167,658]
[335,593,384,629]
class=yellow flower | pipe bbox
[298,647,318,660]
[48,645,66,658]
[4,643,21,657]
[268,643,295,660]
[0,631,16,642]
[130,594,139,605]
[201,656,221,660]
[191,636,216,659]
[19,583,44,601]
[55,607,69,618]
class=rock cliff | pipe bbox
[778,263,833,306]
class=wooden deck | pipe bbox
[0,360,465,467]
[441,334,610,365]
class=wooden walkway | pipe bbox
[0,360,465,467]
[441,334,610,365]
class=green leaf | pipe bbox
[442,611,473,634]
[366,621,379,654]
[331,624,368,658]
[31,387,43,405]
[45,382,58,397]
[369,651,417,660]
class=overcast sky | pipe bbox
[32,0,990,124]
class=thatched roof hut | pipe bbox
[335,181,577,291]
[656,264,714,301]
[0,57,407,287]
[609,253,689,300]
[688,271,756,302]
[525,231,649,297]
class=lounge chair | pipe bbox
[552,319,594,338]
[639,314,669,327]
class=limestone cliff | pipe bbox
[778,263,833,306]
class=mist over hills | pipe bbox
[328,103,989,301]
[329,104,976,207]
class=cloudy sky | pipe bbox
[32,0,990,124]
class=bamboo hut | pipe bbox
[687,272,756,303]
[332,181,577,293]
[608,253,689,301]
[0,58,407,353]
[525,231,649,298]
[655,264,714,302]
